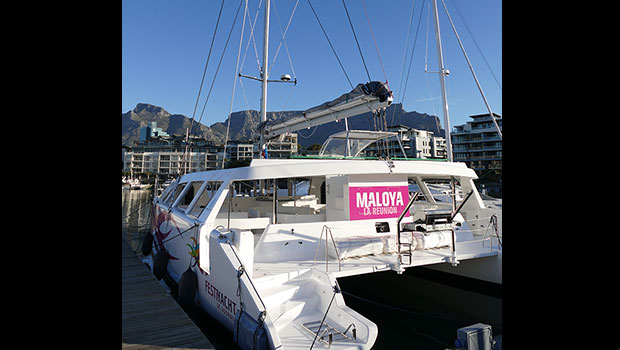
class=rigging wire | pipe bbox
[439,0,502,140]
[237,0,263,142]
[360,0,390,91]
[268,0,300,78]
[391,0,426,127]
[306,0,377,131]
[341,0,371,82]
[306,0,354,89]
[423,2,439,119]
[188,0,225,130]
[181,0,245,173]
[182,0,225,174]
[238,0,263,76]
[394,0,416,115]
[400,0,426,113]
[195,0,245,130]
[223,0,249,169]
[449,0,502,90]
[270,0,299,110]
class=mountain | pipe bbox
[122,103,444,148]
[289,103,444,147]
[122,103,221,145]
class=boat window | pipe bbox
[409,177,464,213]
[158,183,176,203]
[189,181,222,218]
[176,181,204,211]
[217,177,325,229]
[424,178,461,205]
[164,183,186,206]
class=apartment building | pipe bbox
[451,113,502,197]
[123,131,299,176]
[123,136,224,176]
[226,141,256,162]
[451,113,502,173]
[363,125,447,159]
[265,132,298,159]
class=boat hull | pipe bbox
[426,248,502,285]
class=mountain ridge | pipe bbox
[121,103,444,147]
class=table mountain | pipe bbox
[122,103,444,148]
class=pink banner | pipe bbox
[349,185,410,220]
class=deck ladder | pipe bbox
[397,191,419,266]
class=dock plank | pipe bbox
[122,238,215,350]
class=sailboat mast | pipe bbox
[431,0,452,162]
[259,0,270,158]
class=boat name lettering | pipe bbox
[205,279,237,319]
[349,185,409,220]
[355,190,404,208]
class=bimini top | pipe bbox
[177,158,478,185]
[257,81,393,139]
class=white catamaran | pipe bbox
[141,0,501,348]
[147,156,499,349]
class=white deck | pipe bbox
[253,234,498,280]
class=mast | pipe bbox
[432,0,457,266]
[431,0,452,162]
[259,0,270,158]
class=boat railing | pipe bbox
[313,225,341,273]
[224,233,284,350]
[481,214,502,250]
[308,283,351,350]
[290,155,449,161]
[396,191,420,268]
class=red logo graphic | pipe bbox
[151,205,180,260]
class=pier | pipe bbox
[122,238,215,350]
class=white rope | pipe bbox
[297,125,319,139]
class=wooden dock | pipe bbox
[122,238,215,350]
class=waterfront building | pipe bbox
[225,133,299,161]
[364,125,447,159]
[451,113,502,173]
[451,113,502,196]
[226,140,257,162]
[139,122,169,142]
[123,136,224,177]
[123,132,299,176]
[265,132,298,159]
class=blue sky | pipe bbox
[122,0,501,130]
